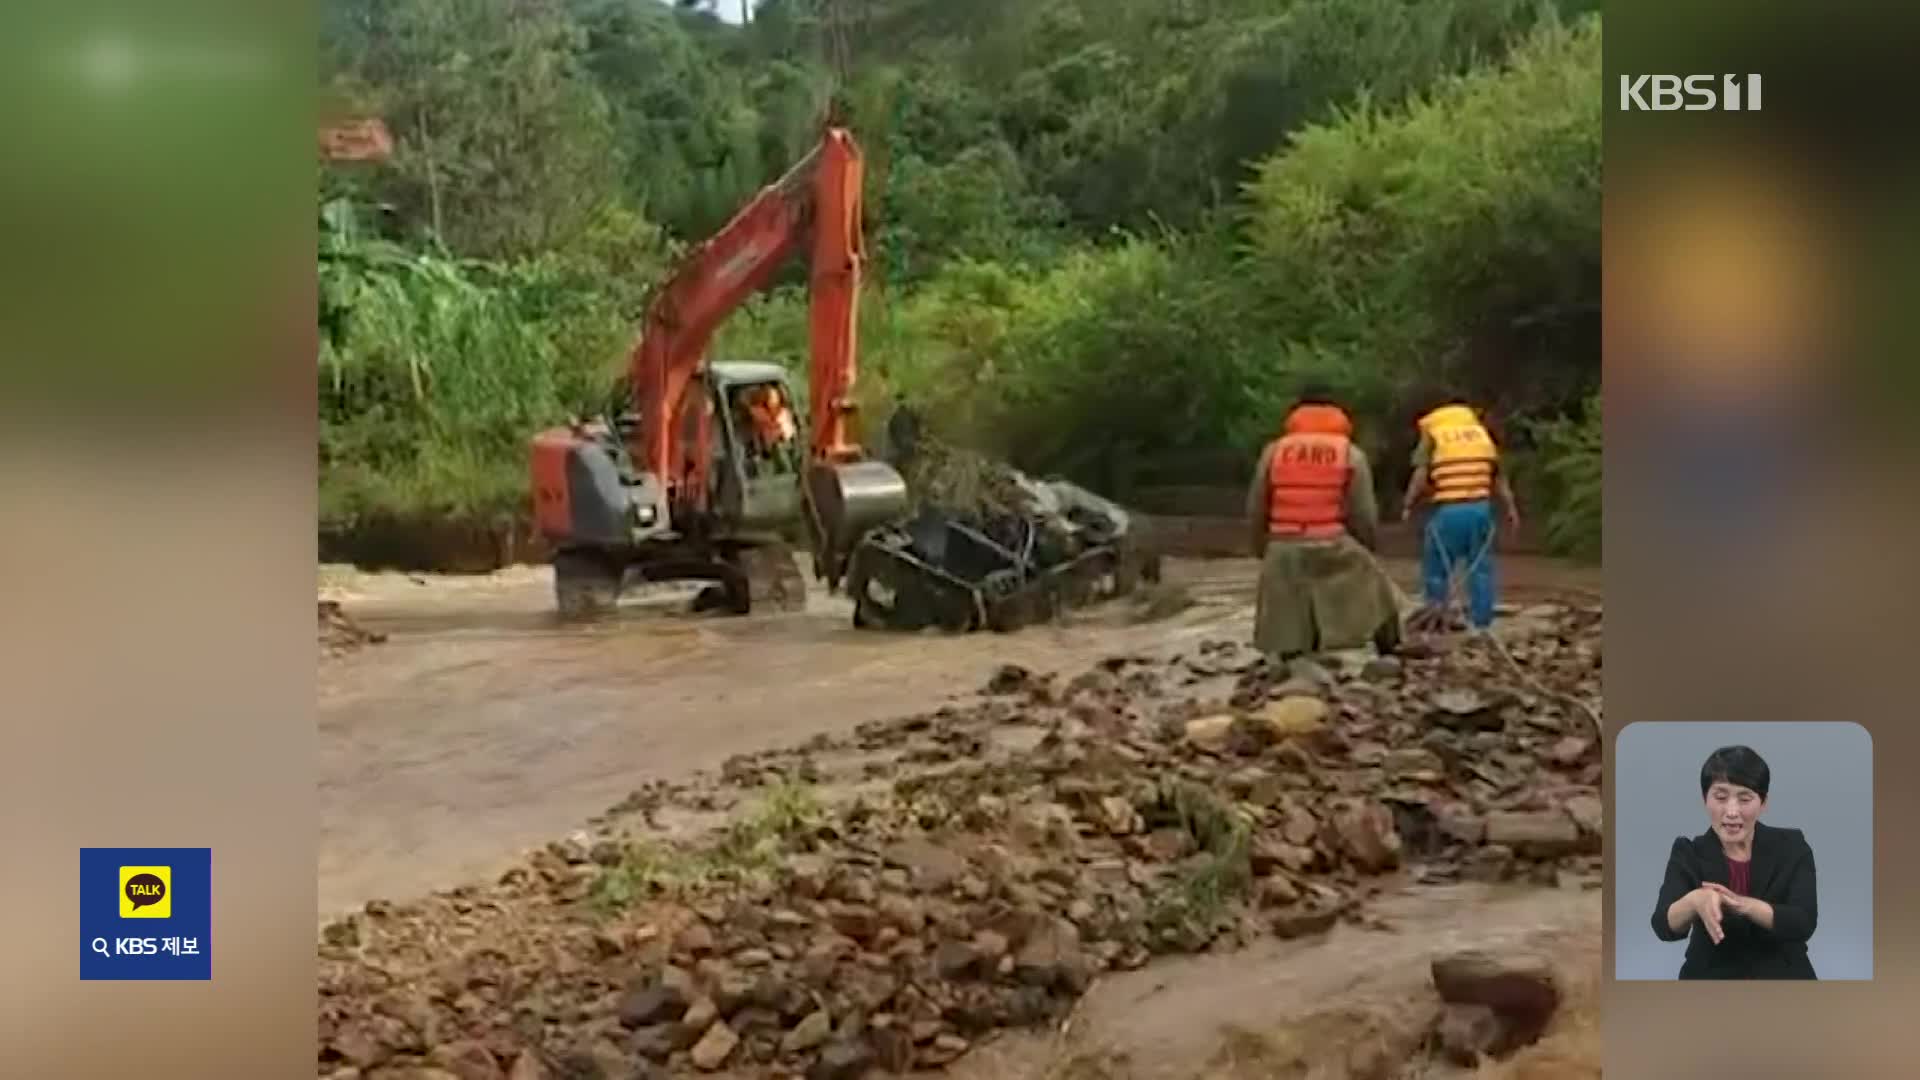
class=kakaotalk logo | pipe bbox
[1619,74,1763,112]
[119,866,171,918]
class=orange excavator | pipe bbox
[528,126,910,616]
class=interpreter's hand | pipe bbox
[1702,883,1770,924]
[1688,886,1727,944]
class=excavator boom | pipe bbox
[805,129,863,464]
[633,128,866,502]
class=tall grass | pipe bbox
[318,202,631,528]
[1524,392,1601,560]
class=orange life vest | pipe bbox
[1267,404,1353,539]
[1418,404,1498,503]
[746,389,797,448]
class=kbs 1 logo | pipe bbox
[1619,74,1763,112]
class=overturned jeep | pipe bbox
[844,469,1162,633]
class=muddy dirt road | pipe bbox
[318,555,1598,919]
[945,882,1598,1080]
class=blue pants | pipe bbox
[1423,500,1496,628]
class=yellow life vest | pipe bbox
[1419,404,1497,503]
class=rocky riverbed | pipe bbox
[318,606,1602,1079]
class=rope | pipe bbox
[1404,510,1603,740]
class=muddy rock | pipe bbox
[708,970,760,1016]
[1564,794,1604,841]
[1255,875,1302,907]
[626,1025,681,1061]
[933,939,980,978]
[1012,915,1091,993]
[1485,812,1582,858]
[922,1033,971,1066]
[1141,827,1195,861]
[827,870,879,905]
[1360,656,1403,681]
[428,1043,504,1080]
[505,1052,550,1080]
[1012,803,1079,849]
[1434,804,1487,846]
[1435,1002,1506,1066]
[971,928,1010,962]
[687,1021,739,1070]
[1431,949,1561,1040]
[1463,845,1515,882]
[1331,800,1402,872]
[785,855,831,899]
[1183,714,1237,753]
[1259,697,1329,741]
[1285,657,1336,691]
[876,893,926,934]
[1270,899,1344,939]
[673,921,716,957]
[827,903,882,943]
[1548,735,1591,766]
[1383,748,1444,782]
[1278,803,1321,847]
[808,1037,873,1080]
[322,916,363,949]
[867,1022,916,1073]
[617,980,689,1029]
[680,995,718,1032]
[884,839,970,892]
[1430,688,1504,732]
[986,665,1034,695]
[1096,795,1142,835]
[782,1009,833,1055]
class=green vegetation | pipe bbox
[588,779,824,912]
[1140,780,1256,950]
[320,0,1602,558]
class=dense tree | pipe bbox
[318,0,1602,557]
[323,0,629,260]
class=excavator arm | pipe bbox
[633,127,867,504]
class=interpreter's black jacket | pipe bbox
[1650,820,1818,979]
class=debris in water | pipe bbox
[319,600,385,656]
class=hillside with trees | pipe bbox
[319,0,1601,561]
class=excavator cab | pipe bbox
[705,361,804,535]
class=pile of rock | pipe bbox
[318,607,1602,1079]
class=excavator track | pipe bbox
[735,541,808,614]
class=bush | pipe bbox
[1239,14,1602,426]
[1524,393,1601,560]
[317,201,636,527]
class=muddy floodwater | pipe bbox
[318,554,1599,920]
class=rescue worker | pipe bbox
[1400,392,1521,630]
[1246,385,1402,660]
[741,385,798,460]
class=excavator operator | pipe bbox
[738,384,798,472]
